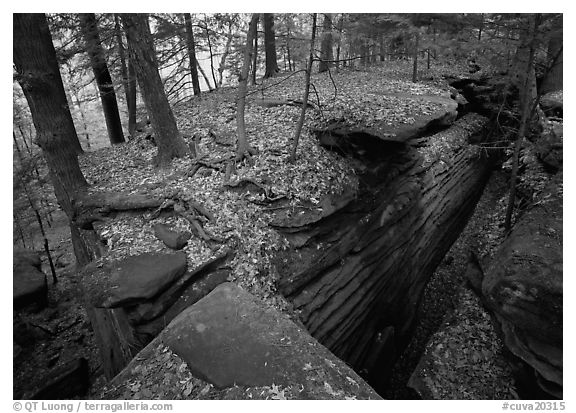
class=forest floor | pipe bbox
[13,61,544,399]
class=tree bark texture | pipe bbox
[114,14,137,136]
[121,13,189,167]
[13,13,100,267]
[319,13,334,73]
[263,13,279,78]
[275,114,494,386]
[184,13,201,96]
[13,14,83,155]
[80,13,125,145]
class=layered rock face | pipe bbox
[274,113,496,389]
[81,251,231,378]
[481,173,563,398]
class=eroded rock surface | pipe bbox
[481,173,563,398]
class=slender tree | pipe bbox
[412,30,419,83]
[114,14,137,136]
[319,13,334,73]
[217,17,235,87]
[13,13,101,266]
[183,13,201,96]
[79,13,125,145]
[263,13,279,78]
[504,14,540,232]
[203,14,219,89]
[236,14,259,162]
[289,13,317,162]
[121,13,189,167]
[251,14,260,85]
[541,27,563,94]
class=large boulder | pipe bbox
[82,252,231,379]
[101,283,380,399]
[481,173,563,398]
[13,249,47,310]
[84,251,188,308]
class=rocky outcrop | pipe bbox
[82,251,232,379]
[101,283,380,400]
[273,113,496,392]
[480,173,563,398]
[13,249,47,310]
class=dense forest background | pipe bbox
[12,12,563,401]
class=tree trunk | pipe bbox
[197,61,213,91]
[14,17,83,155]
[412,31,419,82]
[13,13,100,267]
[183,13,201,96]
[121,13,189,167]
[203,16,218,89]
[235,14,259,161]
[276,114,494,390]
[251,15,260,85]
[289,13,316,162]
[286,26,293,71]
[319,13,334,73]
[80,13,125,145]
[505,15,540,232]
[114,14,137,136]
[217,21,234,87]
[335,14,344,70]
[541,30,563,94]
[263,13,279,78]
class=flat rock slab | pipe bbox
[315,93,458,145]
[103,283,380,399]
[104,252,188,308]
[13,249,47,310]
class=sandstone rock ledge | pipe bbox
[100,283,381,400]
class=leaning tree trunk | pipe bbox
[80,13,125,145]
[263,13,279,78]
[14,16,83,155]
[274,114,494,389]
[121,13,189,167]
[13,13,101,267]
[183,13,201,96]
